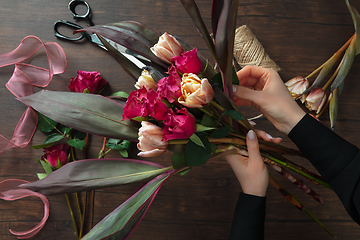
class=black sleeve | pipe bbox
[229,192,266,240]
[288,114,360,224]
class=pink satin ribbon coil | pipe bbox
[0,179,50,239]
[0,35,67,153]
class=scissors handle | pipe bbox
[54,20,88,41]
[68,0,94,26]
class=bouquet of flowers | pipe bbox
[1,0,359,239]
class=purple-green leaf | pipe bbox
[81,170,175,240]
[75,21,167,68]
[331,37,356,91]
[17,90,139,140]
[213,0,239,99]
[98,35,142,81]
[346,0,360,55]
[180,0,216,61]
[21,159,171,195]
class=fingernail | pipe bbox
[248,130,256,140]
[265,133,273,140]
[248,120,256,126]
[232,85,237,93]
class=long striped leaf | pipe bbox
[81,170,175,240]
[346,0,360,55]
[17,90,139,140]
[21,159,171,195]
[75,21,167,68]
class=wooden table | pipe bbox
[1,0,360,239]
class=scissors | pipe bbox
[54,0,147,68]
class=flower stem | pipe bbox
[65,194,79,239]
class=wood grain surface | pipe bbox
[1,0,360,239]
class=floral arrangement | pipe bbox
[0,0,359,239]
[285,0,360,129]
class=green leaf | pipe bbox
[36,111,58,133]
[189,133,206,148]
[210,126,231,138]
[118,148,128,158]
[72,130,87,140]
[111,91,130,98]
[196,123,215,132]
[329,82,344,130]
[21,159,170,195]
[211,72,223,90]
[39,160,53,175]
[179,168,191,176]
[222,109,245,121]
[59,124,72,136]
[44,133,64,145]
[67,138,86,150]
[185,135,212,167]
[37,173,48,180]
[346,0,360,55]
[201,113,218,128]
[81,171,174,240]
[18,91,140,141]
[171,152,188,169]
[232,66,239,85]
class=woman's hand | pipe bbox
[233,65,306,134]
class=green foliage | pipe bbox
[171,152,188,169]
[106,139,132,158]
[185,133,212,167]
[222,109,244,121]
[201,114,217,127]
[210,125,231,138]
[36,111,58,133]
[67,138,86,150]
[111,91,130,98]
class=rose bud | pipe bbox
[285,76,309,103]
[68,70,108,94]
[137,121,169,157]
[162,108,196,141]
[178,73,214,108]
[172,48,203,74]
[150,32,183,65]
[304,87,327,114]
[41,144,70,169]
[135,69,158,91]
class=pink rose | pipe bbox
[178,73,214,108]
[162,108,196,141]
[150,32,183,64]
[122,88,168,121]
[147,89,168,121]
[157,65,182,103]
[122,87,152,120]
[137,121,169,157]
[41,144,70,169]
[172,48,203,74]
[68,70,108,93]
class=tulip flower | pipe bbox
[68,70,108,94]
[41,144,70,169]
[150,32,184,64]
[285,76,309,103]
[304,87,327,114]
[135,69,158,91]
[172,48,203,74]
[178,73,214,108]
[162,108,196,141]
[137,121,169,157]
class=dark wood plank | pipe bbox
[1,0,360,239]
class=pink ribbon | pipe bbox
[0,35,67,153]
[0,179,50,239]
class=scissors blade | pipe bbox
[89,34,148,69]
